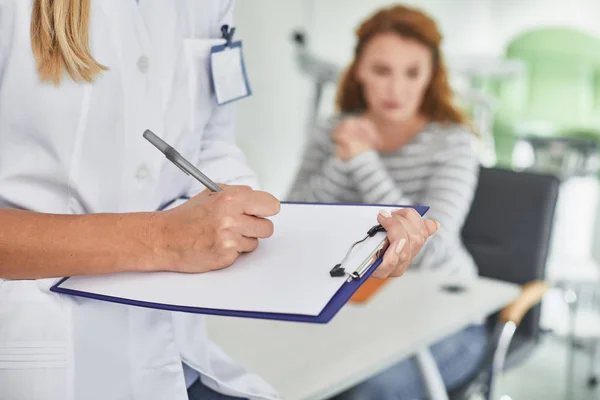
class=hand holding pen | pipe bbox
[142,130,281,273]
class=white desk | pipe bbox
[206,271,520,400]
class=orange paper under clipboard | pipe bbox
[350,277,390,303]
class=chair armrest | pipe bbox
[459,281,550,400]
[499,280,550,325]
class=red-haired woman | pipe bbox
[288,5,486,398]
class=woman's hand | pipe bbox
[333,117,381,161]
[371,208,439,279]
[152,185,280,273]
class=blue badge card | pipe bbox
[210,25,252,105]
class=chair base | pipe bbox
[447,334,539,400]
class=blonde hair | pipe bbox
[30,0,106,84]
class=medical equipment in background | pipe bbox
[291,31,340,123]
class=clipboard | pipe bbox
[51,202,428,324]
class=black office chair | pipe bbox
[450,167,560,400]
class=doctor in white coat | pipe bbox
[0,1,439,399]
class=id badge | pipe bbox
[210,25,252,105]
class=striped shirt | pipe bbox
[286,116,480,278]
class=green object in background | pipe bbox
[486,27,600,170]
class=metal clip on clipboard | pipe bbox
[329,224,389,281]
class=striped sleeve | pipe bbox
[344,150,412,205]
[410,128,480,270]
[286,120,356,203]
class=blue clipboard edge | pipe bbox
[51,202,428,324]
[281,201,429,213]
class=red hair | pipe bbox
[336,5,466,125]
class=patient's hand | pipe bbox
[332,117,381,161]
[372,208,439,279]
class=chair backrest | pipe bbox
[461,167,560,340]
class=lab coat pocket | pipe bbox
[182,38,225,139]
[0,280,68,400]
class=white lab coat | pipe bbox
[0,1,279,399]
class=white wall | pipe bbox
[310,0,495,62]
[233,0,311,198]
[490,0,600,54]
